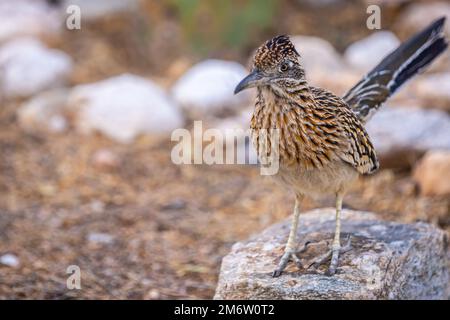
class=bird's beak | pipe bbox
[234,70,264,94]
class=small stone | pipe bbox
[48,115,68,133]
[365,107,450,169]
[67,74,184,143]
[17,88,69,133]
[0,254,20,268]
[412,73,450,111]
[0,0,61,43]
[413,150,450,196]
[38,183,57,197]
[160,198,186,211]
[146,289,160,299]
[172,59,252,118]
[344,31,400,71]
[397,2,450,37]
[214,209,448,300]
[291,35,346,74]
[291,35,356,93]
[92,149,120,170]
[89,200,105,213]
[87,232,114,244]
[0,38,73,99]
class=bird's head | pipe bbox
[234,35,305,95]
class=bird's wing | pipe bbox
[311,87,379,175]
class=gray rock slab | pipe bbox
[215,209,448,300]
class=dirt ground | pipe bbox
[0,99,448,299]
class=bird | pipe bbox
[234,17,448,277]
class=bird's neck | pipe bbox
[252,82,316,129]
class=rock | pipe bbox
[47,115,68,133]
[61,0,139,20]
[344,31,400,71]
[214,209,448,300]
[0,0,61,43]
[291,36,358,94]
[17,88,69,133]
[0,38,73,99]
[87,232,114,244]
[145,289,161,300]
[412,73,450,111]
[67,74,184,143]
[413,150,450,197]
[397,2,450,37]
[0,254,20,268]
[172,59,252,118]
[365,107,450,169]
[291,36,346,74]
[88,200,106,213]
[92,149,121,170]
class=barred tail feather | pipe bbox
[343,17,448,123]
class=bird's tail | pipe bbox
[343,17,448,123]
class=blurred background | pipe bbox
[0,0,449,299]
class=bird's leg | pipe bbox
[327,192,344,275]
[272,194,303,277]
[306,192,352,275]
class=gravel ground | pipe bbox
[0,101,448,299]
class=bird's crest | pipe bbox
[253,35,299,70]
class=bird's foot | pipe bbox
[306,235,352,276]
[272,241,311,277]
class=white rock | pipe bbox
[61,0,139,20]
[291,35,346,74]
[0,0,61,43]
[67,74,184,143]
[397,2,450,37]
[48,115,68,133]
[92,149,121,169]
[412,73,450,111]
[344,31,400,71]
[291,36,359,94]
[89,200,106,213]
[366,107,450,168]
[172,59,251,117]
[0,254,20,268]
[0,38,73,99]
[87,232,114,244]
[17,88,69,133]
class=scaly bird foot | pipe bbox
[306,235,352,276]
[272,241,312,277]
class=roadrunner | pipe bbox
[234,17,448,277]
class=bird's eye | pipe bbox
[280,63,289,72]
